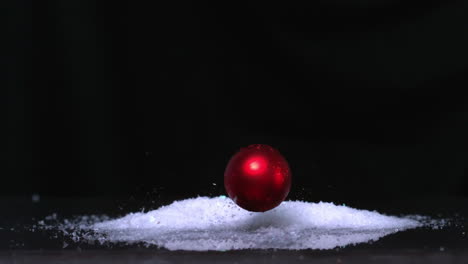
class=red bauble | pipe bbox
[224,144,292,212]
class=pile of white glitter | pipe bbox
[84,196,422,251]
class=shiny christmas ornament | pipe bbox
[224,144,292,212]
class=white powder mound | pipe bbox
[88,196,422,251]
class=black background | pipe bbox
[3,1,468,203]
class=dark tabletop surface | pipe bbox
[0,195,467,263]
